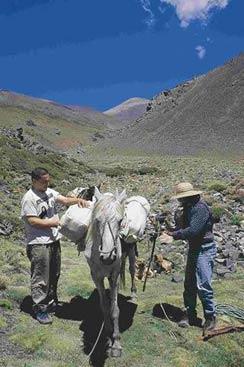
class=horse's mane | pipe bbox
[85,194,124,249]
[92,195,124,222]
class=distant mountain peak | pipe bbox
[104,97,150,124]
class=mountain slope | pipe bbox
[102,54,244,156]
[0,90,120,128]
[104,97,150,125]
[0,91,120,156]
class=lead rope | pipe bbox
[80,321,105,367]
[159,303,178,342]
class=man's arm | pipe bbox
[26,216,59,229]
[56,195,89,207]
[172,205,209,240]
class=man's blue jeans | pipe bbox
[184,243,216,317]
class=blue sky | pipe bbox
[0,0,243,111]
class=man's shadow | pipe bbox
[21,290,137,367]
[152,302,202,326]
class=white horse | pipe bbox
[120,196,150,300]
[84,187,126,357]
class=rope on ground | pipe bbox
[159,303,187,343]
[216,304,244,323]
[80,321,105,367]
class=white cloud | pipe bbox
[138,0,156,27]
[160,0,230,27]
[195,45,206,59]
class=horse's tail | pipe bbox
[120,254,126,289]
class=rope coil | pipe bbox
[216,304,244,323]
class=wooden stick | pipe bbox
[202,325,244,341]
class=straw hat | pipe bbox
[172,182,202,199]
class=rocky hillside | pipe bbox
[101,53,244,156]
[104,97,150,125]
[0,90,121,157]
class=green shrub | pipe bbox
[7,286,28,303]
[0,315,7,328]
[0,299,13,309]
[207,181,228,192]
[135,166,159,175]
[211,205,226,222]
[230,214,244,226]
[102,166,123,177]
[0,275,9,290]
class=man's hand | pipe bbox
[165,230,173,236]
[159,231,173,244]
[77,198,90,208]
[57,195,90,208]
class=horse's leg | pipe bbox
[108,272,122,357]
[91,272,112,336]
[120,250,127,289]
[128,243,137,301]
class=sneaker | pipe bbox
[36,311,53,325]
[203,315,216,335]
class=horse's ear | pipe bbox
[117,189,127,203]
[97,183,101,190]
[94,186,102,201]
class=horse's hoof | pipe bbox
[110,347,122,358]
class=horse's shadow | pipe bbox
[58,290,137,367]
[21,291,137,367]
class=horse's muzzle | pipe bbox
[99,251,117,265]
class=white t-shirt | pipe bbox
[21,187,62,245]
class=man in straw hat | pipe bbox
[165,182,217,335]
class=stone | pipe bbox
[228,250,240,261]
[237,261,244,268]
[215,266,231,277]
[54,128,61,135]
[26,119,36,127]
[0,221,13,236]
[171,274,183,283]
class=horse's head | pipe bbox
[93,187,126,265]
[67,184,101,201]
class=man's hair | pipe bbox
[31,167,49,181]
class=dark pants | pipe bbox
[27,241,61,312]
[184,243,216,318]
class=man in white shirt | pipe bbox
[21,167,89,324]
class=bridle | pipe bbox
[98,220,119,261]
